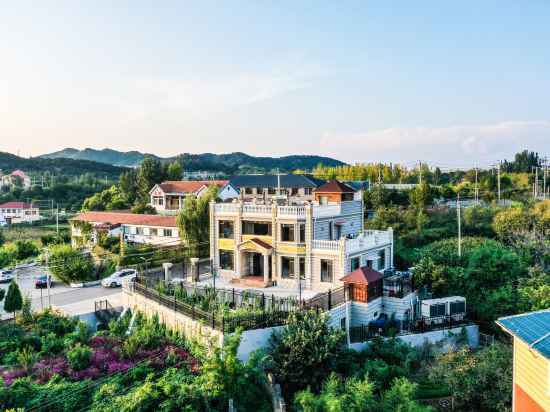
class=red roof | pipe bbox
[340,266,383,285]
[0,201,35,209]
[314,180,356,193]
[73,211,177,228]
[11,170,29,179]
[249,237,273,250]
[153,180,228,195]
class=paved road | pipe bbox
[0,266,122,319]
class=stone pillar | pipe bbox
[190,258,200,282]
[271,203,278,282]
[209,201,216,271]
[388,227,394,269]
[305,203,313,289]
[235,202,243,278]
[163,262,173,282]
[294,255,301,290]
[263,253,270,284]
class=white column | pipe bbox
[263,253,270,284]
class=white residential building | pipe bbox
[0,202,41,224]
[209,180,392,291]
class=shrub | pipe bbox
[17,346,39,373]
[47,244,95,283]
[13,240,39,261]
[4,281,23,318]
[67,344,93,371]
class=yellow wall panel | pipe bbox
[514,337,550,411]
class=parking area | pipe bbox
[0,265,121,319]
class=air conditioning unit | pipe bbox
[420,296,466,325]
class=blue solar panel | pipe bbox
[497,310,550,359]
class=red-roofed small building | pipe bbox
[149,180,235,214]
[0,201,40,224]
[71,211,180,247]
[0,170,32,190]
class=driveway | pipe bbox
[0,266,122,319]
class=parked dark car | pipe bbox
[35,275,53,288]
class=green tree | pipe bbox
[0,228,5,246]
[176,185,218,257]
[428,343,512,412]
[409,182,433,211]
[166,160,183,181]
[4,281,23,320]
[493,207,531,242]
[47,244,95,283]
[379,377,432,412]
[294,373,377,412]
[118,170,138,205]
[267,310,346,399]
[137,156,165,202]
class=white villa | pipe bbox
[209,180,393,292]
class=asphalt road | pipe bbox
[0,266,121,319]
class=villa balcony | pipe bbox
[311,230,392,254]
[214,200,362,219]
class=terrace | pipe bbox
[130,276,346,333]
[213,200,362,219]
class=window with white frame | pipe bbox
[281,256,295,279]
[321,259,333,282]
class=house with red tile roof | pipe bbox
[71,211,180,248]
[149,180,235,214]
[0,170,32,190]
[0,201,40,224]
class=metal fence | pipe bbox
[134,281,293,333]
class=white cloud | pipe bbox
[320,121,550,166]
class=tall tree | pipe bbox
[119,169,139,205]
[4,281,23,321]
[137,156,166,202]
[176,185,218,257]
[166,160,183,181]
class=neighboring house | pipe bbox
[71,211,180,247]
[497,310,550,412]
[0,202,41,224]
[209,180,392,291]
[149,180,231,214]
[227,174,326,202]
[380,183,418,190]
[0,170,32,190]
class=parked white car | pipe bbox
[101,269,138,288]
[0,269,14,283]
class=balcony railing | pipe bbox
[213,200,362,219]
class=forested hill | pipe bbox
[0,151,127,178]
[40,148,345,172]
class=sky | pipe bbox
[1,1,549,167]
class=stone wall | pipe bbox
[123,290,224,348]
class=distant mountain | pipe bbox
[0,151,127,178]
[41,148,160,168]
[39,148,345,172]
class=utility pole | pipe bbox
[45,250,51,308]
[457,192,462,258]
[56,206,59,234]
[474,166,479,205]
[535,166,539,199]
[497,162,501,203]
[418,161,423,185]
[544,158,548,199]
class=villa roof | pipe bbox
[11,170,29,179]
[497,310,550,360]
[0,201,35,209]
[229,174,325,189]
[153,180,228,195]
[73,211,178,228]
[315,180,356,193]
[341,266,383,285]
